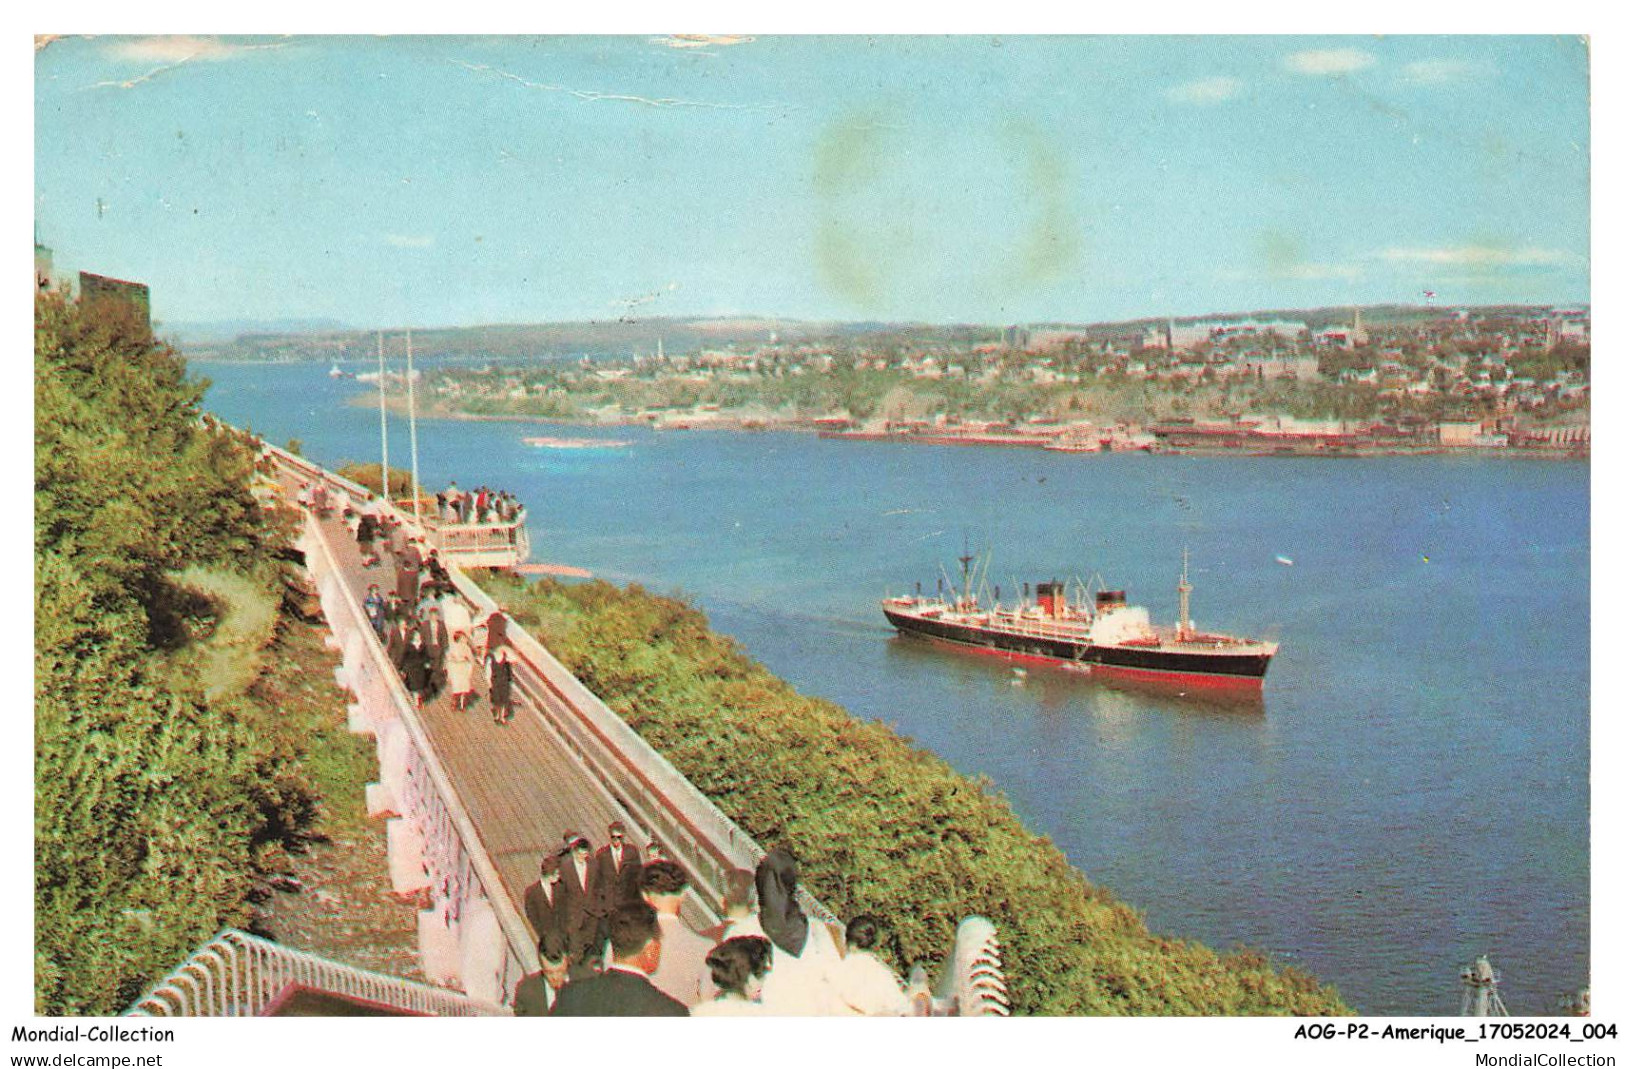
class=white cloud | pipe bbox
[1285,48,1377,76]
[384,234,435,249]
[108,36,284,64]
[1379,246,1576,267]
[651,35,754,50]
[1166,76,1243,105]
[86,36,285,90]
[1399,59,1475,85]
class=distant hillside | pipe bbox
[179,317,1003,363]
[159,317,350,344]
[175,304,1584,363]
[1086,303,1585,340]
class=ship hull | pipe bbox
[883,606,1272,687]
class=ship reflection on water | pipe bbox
[882,632,1266,718]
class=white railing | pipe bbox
[985,614,1089,643]
[918,604,1089,645]
[933,917,1011,1016]
[427,518,530,566]
[125,929,509,1017]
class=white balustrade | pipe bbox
[126,929,507,1017]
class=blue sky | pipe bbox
[33,34,1591,328]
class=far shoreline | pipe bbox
[335,391,1589,462]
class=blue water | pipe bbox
[196,359,1590,1015]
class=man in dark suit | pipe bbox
[555,832,600,961]
[418,607,449,697]
[548,902,688,1016]
[386,616,412,673]
[592,820,642,913]
[396,538,422,605]
[512,929,571,1016]
[523,853,563,954]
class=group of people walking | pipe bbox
[353,494,518,723]
[516,835,914,1017]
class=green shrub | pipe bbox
[34,293,335,1014]
[336,462,416,499]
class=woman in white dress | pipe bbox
[753,847,844,1015]
[830,914,911,1016]
[446,632,477,711]
[690,937,774,1017]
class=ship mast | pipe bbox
[958,535,975,611]
[1459,956,1509,1016]
[1177,548,1193,640]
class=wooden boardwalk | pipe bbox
[290,480,630,932]
[259,460,1006,1017]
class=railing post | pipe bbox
[457,893,504,1006]
[194,949,226,1015]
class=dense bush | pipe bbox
[487,573,1351,1015]
[335,462,416,500]
[34,293,321,1014]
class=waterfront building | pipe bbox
[1438,420,1488,447]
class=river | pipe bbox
[195,358,1590,1015]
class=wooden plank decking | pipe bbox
[286,475,630,929]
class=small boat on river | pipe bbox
[523,436,631,449]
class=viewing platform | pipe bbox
[385,495,531,571]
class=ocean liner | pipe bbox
[881,552,1276,688]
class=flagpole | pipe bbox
[406,326,422,528]
[377,330,389,504]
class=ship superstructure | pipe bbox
[881,551,1276,688]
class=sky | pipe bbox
[33,34,1591,330]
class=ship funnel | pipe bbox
[1036,581,1066,618]
[1095,590,1127,613]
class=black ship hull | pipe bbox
[883,607,1272,685]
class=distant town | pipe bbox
[44,232,1586,461]
[378,305,1589,458]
